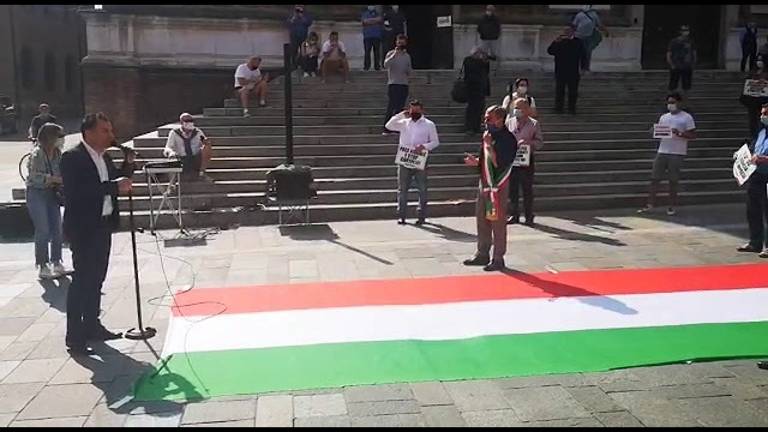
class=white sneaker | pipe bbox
[38,264,54,280]
[52,262,71,277]
[666,207,676,216]
[243,109,251,117]
[303,72,309,78]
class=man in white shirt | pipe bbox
[385,99,440,225]
[234,56,269,117]
[61,112,134,355]
[164,112,213,182]
[320,31,351,84]
[639,92,697,216]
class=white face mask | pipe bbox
[667,103,678,113]
[582,5,591,11]
[181,121,195,131]
[516,86,528,95]
[55,137,65,149]
[513,108,524,118]
[758,61,765,69]
[486,10,493,16]
[368,5,375,11]
[761,116,768,126]
[392,5,398,12]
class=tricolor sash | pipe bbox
[480,135,513,221]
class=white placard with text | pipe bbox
[395,145,428,171]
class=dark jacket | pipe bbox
[463,56,491,97]
[477,14,501,40]
[383,10,406,37]
[547,37,586,80]
[61,142,131,241]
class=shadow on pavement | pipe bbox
[38,276,69,313]
[415,221,477,242]
[529,222,627,247]
[279,224,393,265]
[500,268,638,315]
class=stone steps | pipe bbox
[110,69,748,226]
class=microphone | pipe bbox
[112,142,140,157]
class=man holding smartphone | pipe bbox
[382,34,412,135]
[386,100,440,225]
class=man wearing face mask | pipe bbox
[502,77,538,119]
[361,5,384,71]
[739,104,768,258]
[463,105,517,272]
[386,100,440,225]
[741,22,759,73]
[638,93,696,216]
[740,55,768,137]
[383,5,407,54]
[667,25,696,95]
[28,103,57,142]
[382,34,412,136]
[506,98,543,226]
[163,112,213,183]
[477,5,501,67]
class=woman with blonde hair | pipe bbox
[25,122,71,279]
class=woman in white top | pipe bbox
[502,77,538,120]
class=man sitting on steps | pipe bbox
[234,56,269,117]
[163,112,214,183]
[320,31,351,84]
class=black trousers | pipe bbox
[290,35,305,69]
[66,222,112,345]
[742,46,758,72]
[509,165,535,220]
[746,171,768,249]
[363,37,382,70]
[668,68,692,91]
[465,94,486,132]
[384,84,409,128]
[555,76,579,113]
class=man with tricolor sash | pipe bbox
[463,105,518,271]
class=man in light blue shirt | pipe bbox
[361,5,384,71]
[738,103,768,257]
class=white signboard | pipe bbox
[743,79,768,98]
[395,145,428,171]
[653,124,673,138]
[512,144,531,168]
[436,16,452,28]
[733,143,757,186]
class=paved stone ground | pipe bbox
[1,203,767,427]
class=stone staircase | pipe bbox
[118,70,747,229]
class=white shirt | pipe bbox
[234,63,262,88]
[657,111,696,156]
[321,40,347,60]
[164,128,206,157]
[385,112,440,152]
[82,141,113,216]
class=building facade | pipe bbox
[78,4,763,139]
[0,5,86,130]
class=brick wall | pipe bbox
[83,65,236,141]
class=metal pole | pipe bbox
[125,180,156,340]
[283,43,294,165]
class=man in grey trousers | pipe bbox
[382,34,412,135]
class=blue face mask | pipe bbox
[486,124,499,133]
[761,116,768,126]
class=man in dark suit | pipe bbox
[61,112,134,355]
[547,24,586,115]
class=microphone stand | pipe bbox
[123,152,157,340]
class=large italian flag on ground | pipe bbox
[134,263,768,401]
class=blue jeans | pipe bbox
[26,187,62,266]
[397,166,428,220]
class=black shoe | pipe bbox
[737,243,762,253]
[463,256,490,266]
[415,218,425,226]
[483,259,506,272]
[397,218,406,225]
[66,342,95,356]
[758,361,768,370]
[86,326,123,341]
[523,216,535,226]
[507,215,519,225]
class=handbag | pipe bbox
[451,63,468,104]
[582,11,603,51]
